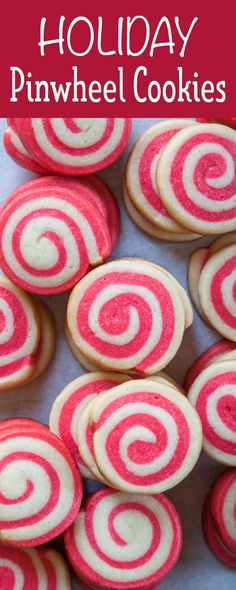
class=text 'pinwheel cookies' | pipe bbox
[188,233,236,340]
[202,468,236,567]
[0,419,82,546]
[66,258,193,375]
[65,487,182,590]
[4,118,132,175]
[0,544,72,589]
[0,175,120,294]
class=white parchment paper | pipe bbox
[0,118,234,589]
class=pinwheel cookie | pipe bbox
[188,360,236,465]
[0,419,82,546]
[188,234,236,340]
[67,258,192,375]
[65,487,182,589]
[10,118,132,175]
[157,123,236,235]
[0,175,120,294]
[0,544,72,589]
[202,468,236,567]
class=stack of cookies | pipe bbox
[124,120,236,242]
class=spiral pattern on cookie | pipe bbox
[188,361,236,465]
[65,487,182,589]
[67,259,186,374]
[157,124,236,234]
[0,179,111,294]
[90,379,202,493]
[211,468,236,553]
[16,118,132,175]
[184,339,236,391]
[0,545,48,590]
[199,244,236,341]
[125,119,198,233]
[49,372,129,479]
[0,425,82,546]
[0,277,39,389]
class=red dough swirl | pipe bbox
[89,379,202,493]
[202,492,236,568]
[67,259,187,374]
[0,178,111,294]
[65,487,182,589]
[184,339,236,391]
[15,118,132,175]
[188,360,236,465]
[157,124,236,235]
[0,421,82,546]
[0,276,39,390]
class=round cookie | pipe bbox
[188,360,236,465]
[125,119,198,233]
[0,418,48,435]
[0,276,40,390]
[124,187,202,242]
[202,492,236,568]
[15,118,132,175]
[199,244,236,341]
[157,123,236,235]
[49,371,129,480]
[0,178,111,294]
[0,545,48,589]
[0,422,82,546]
[3,119,46,174]
[211,468,236,553]
[184,339,236,390]
[67,259,187,375]
[64,487,182,589]
[89,379,202,493]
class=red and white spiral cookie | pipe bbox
[39,548,72,589]
[0,178,111,294]
[210,468,236,553]
[0,545,48,590]
[202,491,236,568]
[157,123,236,234]
[67,259,187,375]
[184,339,236,391]
[188,360,236,465]
[0,422,82,546]
[65,487,182,589]
[0,418,48,436]
[15,118,132,175]
[125,119,199,233]
[198,244,236,341]
[3,119,46,174]
[49,372,129,480]
[89,379,202,493]
[0,276,40,390]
